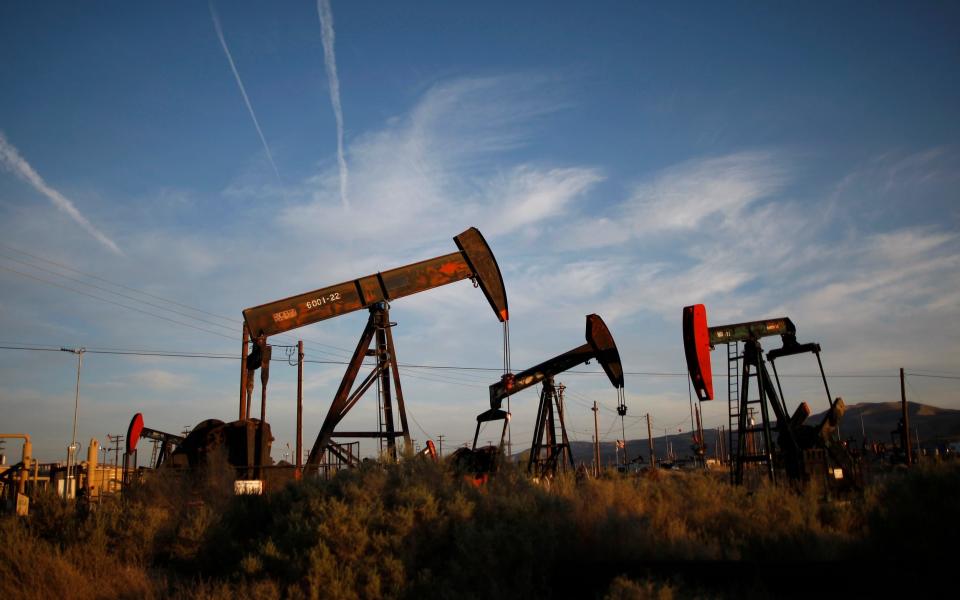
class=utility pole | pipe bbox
[113,435,123,470]
[646,413,654,468]
[60,347,85,497]
[239,324,249,420]
[900,367,912,466]
[437,434,445,457]
[592,401,600,477]
[296,340,303,480]
[506,396,512,460]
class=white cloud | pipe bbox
[626,151,785,234]
[209,1,282,185]
[117,369,194,391]
[276,75,597,250]
[482,166,604,236]
[317,0,349,210]
[0,132,121,255]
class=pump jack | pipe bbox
[683,304,854,486]
[242,228,509,473]
[462,314,625,478]
[125,413,184,470]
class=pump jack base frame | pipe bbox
[306,303,412,471]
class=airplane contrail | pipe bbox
[209,1,282,186]
[0,132,122,255]
[318,0,349,210]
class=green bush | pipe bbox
[1,459,956,598]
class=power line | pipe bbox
[0,342,948,383]
[0,265,239,341]
[0,252,242,334]
[0,242,356,358]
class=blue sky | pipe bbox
[1,1,958,462]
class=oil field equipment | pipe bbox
[683,304,855,487]
[467,314,625,477]
[125,412,185,469]
[0,433,33,513]
[242,227,509,473]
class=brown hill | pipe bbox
[553,401,960,466]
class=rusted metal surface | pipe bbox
[476,314,622,478]
[259,344,272,421]
[527,377,575,475]
[305,305,415,468]
[586,313,623,389]
[242,227,508,338]
[242,228,508,473]
[708,317,795,346]
[489,314,622,409]
[453,227,509,322]
[171,419,273,472]
[489,344,595,408]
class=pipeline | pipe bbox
[0,433,32,496]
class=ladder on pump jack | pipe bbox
[726,341,740,472]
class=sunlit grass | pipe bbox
[1,460,957,598]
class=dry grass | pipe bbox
[1,459,957,599]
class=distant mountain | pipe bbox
[514,401,960,467]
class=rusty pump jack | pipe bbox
[242,228,509,472]
[474,314,625,476]
[683,304,847,486]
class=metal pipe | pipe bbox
[0,434,32,495]
[86,438,99,497]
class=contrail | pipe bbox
[209,1,282,185]
[0,132,122,255]
[318,0,349,209]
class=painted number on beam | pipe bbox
[305,292,343,310]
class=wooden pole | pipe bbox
[296,340,303,480]
[647,413,655,468]
[901,367,912,466]
[260,345,271,422]
[240,324,249,420]
[592,401,600,477]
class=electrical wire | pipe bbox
[0,243,356,358]
[0,343,949,384]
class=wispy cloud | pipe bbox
[121,369,193,391]
[317,0,349,210]
[277,75,586,248]
[209,1,282,185]
[626,151,785,233]
[0,131,122,255]
[482,166,604,236]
